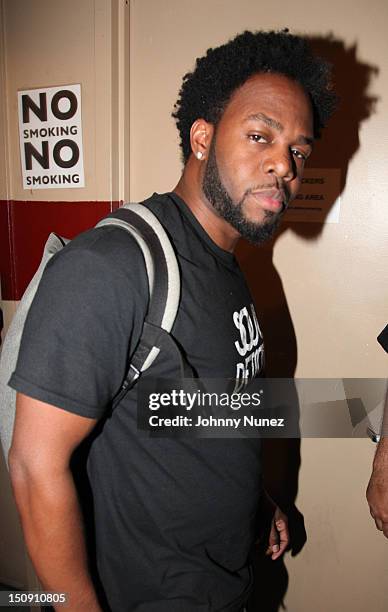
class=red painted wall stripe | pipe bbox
[0,200,120,301]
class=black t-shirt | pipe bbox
[10,193,264,612]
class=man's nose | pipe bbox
[262,147,296,182]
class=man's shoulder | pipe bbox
[47,222,146,281]
[37,194,181,306]
[31,222,149,317]
[66,192,176,262]
[140,192,181,229]
[140,191,175,213]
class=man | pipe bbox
[367,389,388,538]
[367,325,388,538]
[8,30,336,611]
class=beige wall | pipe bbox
[1,0,127,203]
[129,0,388,610]
[0,4,9,203]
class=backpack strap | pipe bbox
[96,204,192,406]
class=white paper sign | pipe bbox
[283,168,341,223]
[18,84,85,190]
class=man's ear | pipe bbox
[189,119,214,161]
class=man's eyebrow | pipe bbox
[295,135,314,146]
[245,112,283,132]
[245,112,314,146]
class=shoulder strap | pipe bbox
[97,204,180,334]
[96,203,191,406]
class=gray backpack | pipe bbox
[0,203,188,465]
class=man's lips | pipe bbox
[250,189,287,213]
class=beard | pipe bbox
[202,138,285,245]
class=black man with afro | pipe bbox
[10,30,337,612]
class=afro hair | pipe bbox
[172,29,337,163]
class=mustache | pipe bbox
[244,183,291,206]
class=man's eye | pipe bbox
[249,134,268,143]
[291,148,307,161]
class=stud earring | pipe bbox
[196,151,204,160]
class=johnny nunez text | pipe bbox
[148,415,285,428]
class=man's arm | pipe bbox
[366,383,388,538]
[8,392,102,611]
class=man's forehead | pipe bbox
[222,72,314,131]
[229,73,309,107]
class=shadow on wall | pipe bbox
[236,34,378,612]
